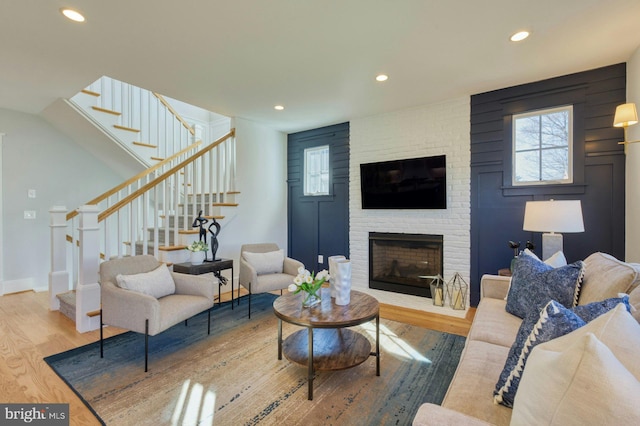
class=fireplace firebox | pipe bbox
[369,232,443,298]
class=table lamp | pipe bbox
[523,199,584,260]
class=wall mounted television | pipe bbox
[360,155,446,209]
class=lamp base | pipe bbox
[542,233,563,261]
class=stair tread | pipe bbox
[151,156,165,161]
[158,245,188,251]
[113,124,140,133]
[92,106,121,116]
[81,89,100,97]
[212,203,239,207]
[133,141,157,148]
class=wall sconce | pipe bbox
[523,199,585,260]
[614,102,639,152]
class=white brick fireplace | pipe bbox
[349,96,471,317]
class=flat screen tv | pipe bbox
[360,155,446,209]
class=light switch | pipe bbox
[24,210,36,219]
[28,189,36,198]
[318,255,324,264]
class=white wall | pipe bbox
[215,117,288,272]
[0,108,287,295]
[0,108,123,294]
[626,47,640,262]
[349,97,471,316]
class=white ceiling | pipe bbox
[1,0,639,133]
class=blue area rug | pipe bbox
[45,293,465,425]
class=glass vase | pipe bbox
[302,290,322,308]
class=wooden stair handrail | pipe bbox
[153,93,196,136]
[98,129,235,223]
[66,141,202,221]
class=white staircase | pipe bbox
[48,76,239,332]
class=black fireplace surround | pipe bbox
[369,232,444,298]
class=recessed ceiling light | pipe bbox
[274,105,284,111]
[510,31,530,42]
[61,8,86,22]
[375,74,389,82]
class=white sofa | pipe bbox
[413,252,640,425]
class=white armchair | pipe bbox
[99,255,216,371]
[238,243,303,318]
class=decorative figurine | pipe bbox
[208,217,221,261]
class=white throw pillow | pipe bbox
[544,250,568,268]
[243,249,284,275]
[116,263,176,299]
[537,304,640,375]
[512,333,640,425]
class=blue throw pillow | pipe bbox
[505,251,584,319]
[572,294,631,322]
[494,300,586,407]
[494,296,631,408]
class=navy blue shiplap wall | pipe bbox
[470,63,626,306]
[287,122,350,271]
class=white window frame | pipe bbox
[512,105,573,186]
[303,145,330,196]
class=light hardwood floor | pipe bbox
[0,289,474,426]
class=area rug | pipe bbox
[45,293,465,425]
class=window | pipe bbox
[512,106,573,186]
[304,145,330,195]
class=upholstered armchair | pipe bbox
[239,243,304,318]
[99,255,216,371]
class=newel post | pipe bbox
[76,205,101,332]
[48,205,70,310]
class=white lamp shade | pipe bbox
[613,103,638,128]
[523,200,584,233]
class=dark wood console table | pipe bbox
[273,288,380,400]
[173,259,234,308]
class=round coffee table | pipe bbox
[273,288,380,400]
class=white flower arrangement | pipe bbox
[185,240,209,252]
[288,267,329,306]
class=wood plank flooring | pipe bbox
[0,289,474,426]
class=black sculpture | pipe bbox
[208,218,221,261]
[192,210,209,243]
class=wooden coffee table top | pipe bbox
[273,288,379,328]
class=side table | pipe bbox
[173,259,234,308]
[498,268,512,277]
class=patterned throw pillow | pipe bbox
[494,300,586,407]
[572,294,631,322]
[506,251,584,319]
[494,296,631,408]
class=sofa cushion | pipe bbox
[512,333,640,425]
[578,252,640,305]
[467,297,521,348]
[442,340,513,426]
[116,263,175,299]
[243,249,284,274]
[505,251,583,319]
[494,300,586,407]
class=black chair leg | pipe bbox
[248,284,252,319]
[99,309,104,358]
[145,319,149,372]
[207,308,211,335]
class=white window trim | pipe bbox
[512,105,574,186]
[303,145,330,196]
